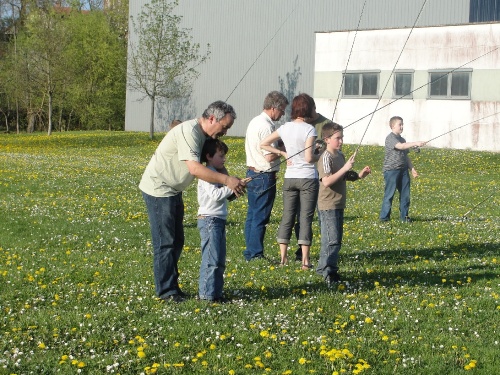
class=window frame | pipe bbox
[342,70,380,98]
[428,69,472,99]
[393,70,414,99]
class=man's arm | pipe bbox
[185,160,245,195]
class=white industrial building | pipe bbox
[126,0,500,151]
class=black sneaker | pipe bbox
[162,294,185,303]
[199,296,231,304]
[325,272,341,287]
[403,216,412,223]
[212,296,232,304]
[253,254,280,265]
[295,247,302,261]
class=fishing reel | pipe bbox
[314,139,327,154]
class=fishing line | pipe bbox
[331,0,368,122]
[462,188,497,219]
[424,111,500,144]
[354,0,428,154]
[232,138,326,199]
[343,45,500,131]
[225,2,300,102]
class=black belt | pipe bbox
[248,167,276,174]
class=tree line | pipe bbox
[0,0,129,134]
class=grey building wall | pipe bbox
[126,0,470,136]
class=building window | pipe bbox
[428,69,472,99]
[393,70,414,98]
[343,71,379,98]
[470,0,500,22]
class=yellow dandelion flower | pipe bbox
[38,342,46,349]
[299,357,307,365]
[364,317,373,324]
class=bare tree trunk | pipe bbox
[27,112,35,133]
[16,100,19,134]
[58,105,63,131]
[1,110,8,132]
[67,110,73,131]
[149,96,155,140]
[47,90,53,136]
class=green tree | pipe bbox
[0,0,128,132]
[11,5,69,134]
[128,0,210,139]
[64,8,127,130]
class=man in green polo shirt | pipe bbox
[140,101,246,302]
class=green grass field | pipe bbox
[0,131,498,374]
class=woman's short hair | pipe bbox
[290,94,313,120]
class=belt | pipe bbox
[247,166,276,174]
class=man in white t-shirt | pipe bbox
[140,101,246,302]
[243,91,289,261]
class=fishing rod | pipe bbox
[408,111,500,153]
[462,188,497,219]
[425,112,500,144]
[354,0,428,154]
[332,0,368,122]
[228,138,325,200]
[343,45,500,131]
[225,2,300,102]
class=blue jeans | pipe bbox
[244,170,277,260]
[198,216,226,300]
[379,169,411,221]
[316,209,344,277]
[142,192,184,299]
[277,178,319,245]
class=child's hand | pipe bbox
[359,166,371,178]
[411,168,419,178]
[345,154,356,170]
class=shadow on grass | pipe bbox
[227,242,499,302]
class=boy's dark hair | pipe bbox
[389,116,403,128]
[201,138,229,163]
[321,122,343,139]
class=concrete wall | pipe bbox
[126,0,470,136]
[314,23,500,151]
